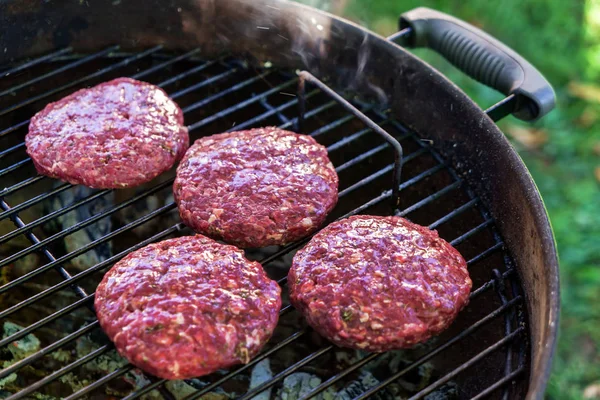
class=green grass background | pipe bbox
[295,0,600,398]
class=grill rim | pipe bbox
[0,0,558,393]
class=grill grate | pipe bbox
[0,46,526,400]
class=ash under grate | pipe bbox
[0,47,526,400]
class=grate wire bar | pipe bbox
[0,48,526,400]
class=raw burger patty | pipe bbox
[94,235,281,380]
[288,215,472,352]
[174,127,339,248]
[26,77,189,189]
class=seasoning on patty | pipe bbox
[26,77,189,189]
[94,235,281,380]
[174,127,339,248]
[288,215,472,352]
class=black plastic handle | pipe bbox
[398,7,555,121]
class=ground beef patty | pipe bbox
[94,235,281,380]
[288,215,472,352]
[26,77,189,189]
[174,127,338,248]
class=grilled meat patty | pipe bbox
[94,235,282,380]
[174,127,338,248]
[26,77,188,189]
[288,215,472,352]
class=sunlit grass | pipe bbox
[584,0,600,81]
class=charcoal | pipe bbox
[0,374,17,392]
[164,380,204,399]
[44,184,113,272]
[184,378,212,390]
[277,372,333,400]
[185,371,248,398]
[334,371,390,400]
[113,189,180,242]
[424,382,459,400]
[249,358,273,400]
[10,253,41,277]
[1,322,41,392]
[146,379,230,400]
[3,321,41,359]
[77,332,128,383]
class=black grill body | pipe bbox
[0,1,559,399]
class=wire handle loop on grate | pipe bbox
[296,71,404,213]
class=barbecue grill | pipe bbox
[0,1,559,399]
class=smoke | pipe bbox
[290,9,333,74]
[353,33,389,106]
[293,0,348,15]
[177,0,389,108]
[291,0,389,107]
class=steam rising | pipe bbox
[178,0,389,107]
[290,0,389,106]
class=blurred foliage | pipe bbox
[294,0,600,398]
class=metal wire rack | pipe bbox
[0,44,526,400]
